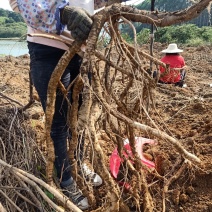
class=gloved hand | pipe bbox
[60,6,93,42]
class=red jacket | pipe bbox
[159,54,185,83]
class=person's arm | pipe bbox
[181,65,187,70]
[180,57,187,72]
[60,6,92,42]
[159,57,166,73]
[9,0,19,13]
[10,0,70,35]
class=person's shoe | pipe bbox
[61,178,89,210]
[81,164,103,187]
[183,83,187,88]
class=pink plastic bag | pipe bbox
[109,137,156,180]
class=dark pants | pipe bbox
[28,42,83,182]
[153,70,186,87]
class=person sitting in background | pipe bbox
[157,43,187,87]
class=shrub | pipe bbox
[137,28,150,45]
[154,24,211,45]
[187,38,205,46]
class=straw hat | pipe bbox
[161,43,183,53]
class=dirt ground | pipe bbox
[0,43,211,212]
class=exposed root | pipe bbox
[0,159,82,212]
[162,161,188,212]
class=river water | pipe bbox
[0,40,28,57]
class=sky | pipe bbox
[0,0,144,11]
[0,1,12,11]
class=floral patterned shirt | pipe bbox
[15,0,127,34]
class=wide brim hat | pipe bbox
[161,43,183,53]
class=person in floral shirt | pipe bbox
[9,0,129,210]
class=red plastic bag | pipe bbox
[109,137,156,185]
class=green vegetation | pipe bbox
[0,8,26,38]
[0,22,27,38]
[136,0,212,28]
[123,24,212,46]
[155,24,212,45]
[120,0,212,46]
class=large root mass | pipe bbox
[1,1,212,211]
